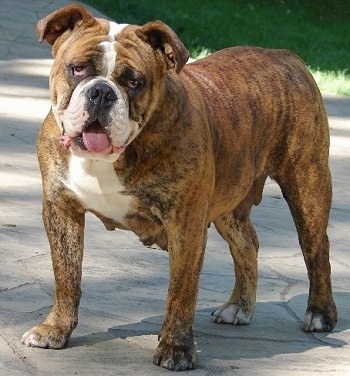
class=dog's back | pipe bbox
[182,46,329,187]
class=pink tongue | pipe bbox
[82,124,110,153]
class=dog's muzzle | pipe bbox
[58,78,132,157]
[81,82,118,153]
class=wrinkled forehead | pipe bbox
[97,22,150,74]
[53,19,131,74]
[85,19,131,51]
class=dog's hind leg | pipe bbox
[274,157,337,332]
[212,192,260,325]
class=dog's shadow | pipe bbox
[69,292,349,366]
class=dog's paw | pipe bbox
[303,305,337,332]
[21,324,70,349]
[212,303,253,325]
[153,342,198,371]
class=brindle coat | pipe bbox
[21,4,337,371]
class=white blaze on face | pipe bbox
[99,41,116,77]
[98,21,142,146]
[108,21,129,38]
[99,21,129,78]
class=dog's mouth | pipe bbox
[60,121,126,155]
[81,121,110,153]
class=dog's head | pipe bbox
[37,4,189,161]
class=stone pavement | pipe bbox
[0,1,349,375]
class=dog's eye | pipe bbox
[127,78,143,90]
[71,65,87,77]
[118,67,145,91]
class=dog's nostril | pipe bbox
[90,88,100,99]
[106,91,117,101]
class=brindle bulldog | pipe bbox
[21,3,337,371]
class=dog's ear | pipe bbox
[136,21,190,73]
[36,4,94,46]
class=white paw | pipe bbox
[212,303,252,325]
[21,328,45,347]
[303,312,329,332]
[21,324,68,349]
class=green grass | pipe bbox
[84,0,350,95]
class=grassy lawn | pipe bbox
[84,0,350,96]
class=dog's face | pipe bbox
[38,5,189,161]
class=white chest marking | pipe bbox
[66,156,132,223]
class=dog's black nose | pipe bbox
[87,82,117,107]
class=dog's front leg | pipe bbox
[153,218,207,371]
[22,198,85,349]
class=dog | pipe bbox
[21,4,337,371]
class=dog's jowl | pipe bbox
[21,4,337,371]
